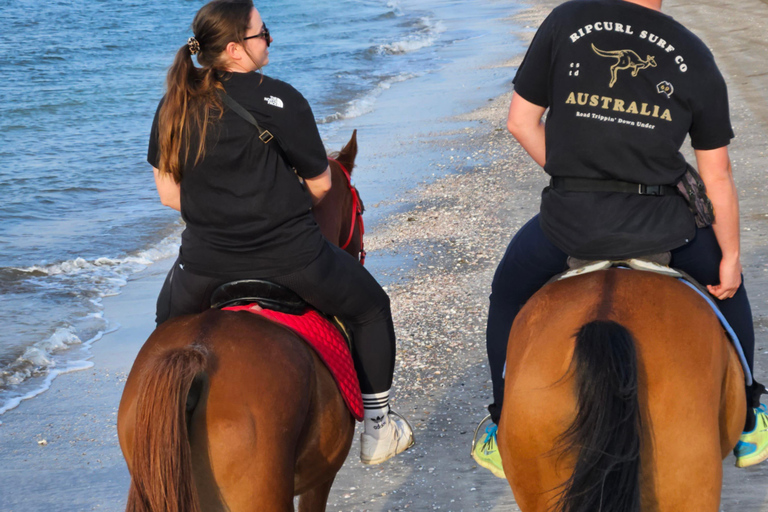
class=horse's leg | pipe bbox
[294,350,355,505]
[297,477,336,512]
[499,301,582,511]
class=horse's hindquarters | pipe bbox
[118,311,354,512]
[293,348,355,498]
[499,270,742,512]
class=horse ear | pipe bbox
[337,130,358,174]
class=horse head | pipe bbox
[315,130,365,262]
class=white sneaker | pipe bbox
[360,409,415,465]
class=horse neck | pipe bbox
[312,163,353,247]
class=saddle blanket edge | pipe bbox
[222,305,364,421]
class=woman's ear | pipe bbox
[225,41,241,62]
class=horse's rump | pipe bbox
[499,269,745,511]
[119,310,343,510]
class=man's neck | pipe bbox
[622,0,662,11]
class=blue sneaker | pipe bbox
[734,404,768,468]
[471,415,506,478]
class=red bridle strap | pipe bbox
[327,157,365,265]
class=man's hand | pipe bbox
[707,256,742,300]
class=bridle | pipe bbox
[327,157,366,265]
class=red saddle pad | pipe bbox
[222,305,363,421]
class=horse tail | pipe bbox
[558,321,642,512]
[126,344,207,512]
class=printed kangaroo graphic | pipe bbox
[591,43,657,88]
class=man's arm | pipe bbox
[507,92,548,168]
[694,147,742,300]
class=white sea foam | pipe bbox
[377,16,446,55]
[15,231,180,281]
[385,0,404,17]
[317,72,418,125]
[0,229,180,416]
[0,359,95,421]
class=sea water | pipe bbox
[0,0,524,415]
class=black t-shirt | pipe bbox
[514,0,733,259]
[148,72,328,278]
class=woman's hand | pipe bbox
[707,256,742,300]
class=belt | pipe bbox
[550,177,679,196]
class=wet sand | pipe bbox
[0,0,767,510]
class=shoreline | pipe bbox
[1,0,767,510]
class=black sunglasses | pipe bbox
[243,24,270,47]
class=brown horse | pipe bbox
[117,131,363,512]
[498,269,746,511]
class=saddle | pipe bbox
[556,254,753,386]
[210,280,363,421]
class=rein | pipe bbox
[327,157,366,265]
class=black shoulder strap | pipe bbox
[217,89,274,144]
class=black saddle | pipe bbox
[210,279,307,315]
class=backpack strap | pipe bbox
[217,89,274,143]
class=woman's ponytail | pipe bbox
[156,0,253,183]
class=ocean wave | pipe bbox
[317,72,419,124]
[0,228,181,416]
[13,231,180,279]
[0,359,95,420]
[385,0,404,17]
[0,326,85,388]
[376,16,446,55]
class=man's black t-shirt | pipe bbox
[514,0,733,259]
[148,72,328,278]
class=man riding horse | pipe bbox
[473,0,767,478]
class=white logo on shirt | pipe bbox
[656,81,674,98]
[264,96,284,108]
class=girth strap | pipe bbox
[550,176,678,196]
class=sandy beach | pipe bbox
[1,0,767,510]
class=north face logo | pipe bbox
[264,96,284,108]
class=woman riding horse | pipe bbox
[147,0,412,465]
[473,0,767,478]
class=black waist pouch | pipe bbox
[676,164,715,228]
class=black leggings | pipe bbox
[486,215,758,424]
[156,241,396,395]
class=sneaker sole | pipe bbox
[735,444,768,468]
[360,436,415,465]
[471,451,506,479]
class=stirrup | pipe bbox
[470,414,493,456]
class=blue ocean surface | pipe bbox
[0,0,521,414]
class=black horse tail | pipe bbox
[558,321,642,512]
